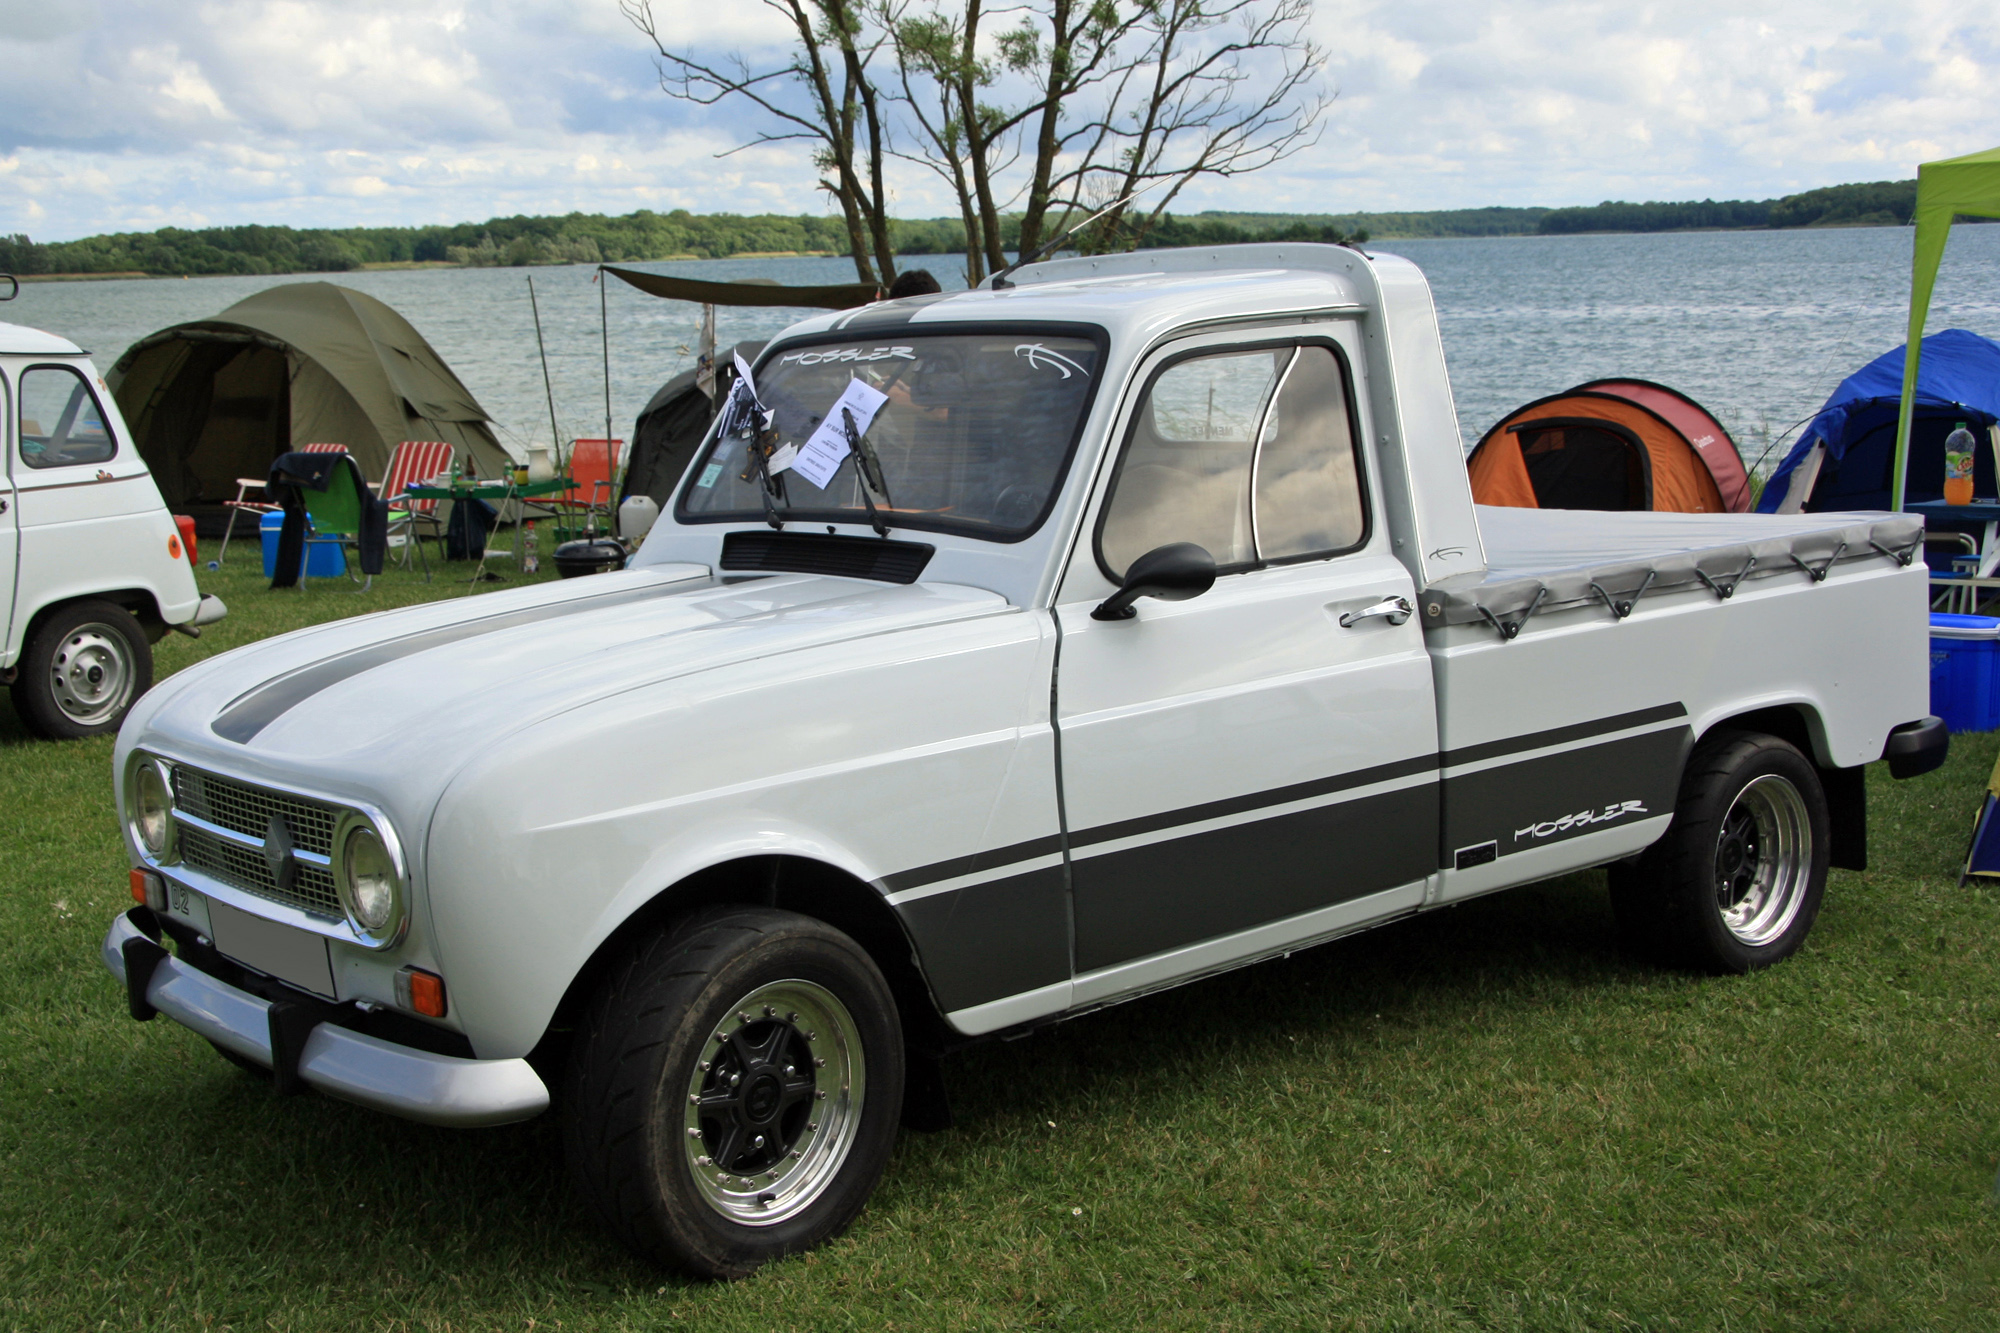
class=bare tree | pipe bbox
[622,0,899,287]
[1073,0,1330,252]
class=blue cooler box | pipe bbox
[1930,612,2000,732]
[260,510,347,579]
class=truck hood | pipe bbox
[128,565,1012,800]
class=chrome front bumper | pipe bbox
[102,911,548,1128]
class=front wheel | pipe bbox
[1609,731,1830,974]
[11,599,153,740]
[561,908,904,1279]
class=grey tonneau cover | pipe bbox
[1419,506,1925,635]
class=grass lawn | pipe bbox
[2,552,1997,1330]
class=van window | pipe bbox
[19,366,117,469]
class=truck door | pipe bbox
[1053,331,1439,1004]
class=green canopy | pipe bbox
[109,282,514,514]
[1891,144,2000,509]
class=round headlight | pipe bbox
[132,760,172,857]
[339,823,402,939]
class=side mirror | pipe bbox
[1091,542,1217,621]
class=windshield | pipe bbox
[678,329,1103,540]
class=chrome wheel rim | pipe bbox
[49,623,136,726]
[1713,773,1812,946]
[681,978,865,1227]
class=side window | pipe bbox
[19,365,116,469]
[1098,348,1282,577]
[1097,342,1366,580]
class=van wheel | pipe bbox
[561,907,904,1279]
[1609,731,1829,974]
[12,600,153,739]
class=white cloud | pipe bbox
[0,0,1994,239]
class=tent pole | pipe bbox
[527,275,562,467]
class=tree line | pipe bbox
[1535,179,1931,234]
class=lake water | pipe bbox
[9,226,1998,474]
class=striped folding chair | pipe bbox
[378,441,457,580]
[218,442,348,564]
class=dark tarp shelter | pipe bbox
[622,341,765,508]
[600,265,880,507]
[1467,382,1746,514]
[1756,329,2000,514]
[108,282,512,524]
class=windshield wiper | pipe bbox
[842,407,892,538]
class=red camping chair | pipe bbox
[378,440,457,579]
[218,442,349,564]
[550,438,624,538]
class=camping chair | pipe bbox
[1927,531,1994,614]
[549,438,624,540]
[377,440,457,581]
[218,442,348,564]
[298,456,377,592]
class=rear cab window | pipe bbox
[19,364,117,469]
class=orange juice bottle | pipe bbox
[1945,422,1975,505]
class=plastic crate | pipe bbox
[1930,612,2000,732]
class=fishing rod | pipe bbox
[526,274,563,467]
[988,175,1176,290]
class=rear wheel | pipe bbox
[561,908,904,1279]
[1609,731,1829,973]
[11,599,153,740]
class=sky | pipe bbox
[0,0,1995,241]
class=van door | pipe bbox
[0,367,17,658]
[1053,331,1440,1006]
[13,362,152,632]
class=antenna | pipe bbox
[988,176,1175,290]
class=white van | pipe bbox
[1,294,224,739]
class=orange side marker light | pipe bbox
[167,535,182,560]
[397,968,447,1018]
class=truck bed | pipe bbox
[1421,506,1924,633]
[1419,506,1931,903]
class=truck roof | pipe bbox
[0,321,85,356]
[794,246,1376,344]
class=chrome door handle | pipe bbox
[1338,595,1413,628]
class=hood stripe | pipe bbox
[211,577,704,745]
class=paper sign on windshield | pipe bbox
[786,378,889,490]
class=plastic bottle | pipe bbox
[1945,421,1977,506]
[522,521,539,575]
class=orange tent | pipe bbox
[1467,384,1746,513]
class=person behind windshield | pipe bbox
[885,269,941,299]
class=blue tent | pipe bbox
[1757,328,2000,513]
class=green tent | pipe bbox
[109,282,513,519]
[1891,144,2000,509]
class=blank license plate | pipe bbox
[206,899,336,999]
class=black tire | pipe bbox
[1609,731,1830,974]
[11,599,153,740]
[561,907,904,1279]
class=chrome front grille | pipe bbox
[171,766,344,919]
[174,767,339,856]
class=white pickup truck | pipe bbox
[1,297,225,738]
[101,244,1945,1278]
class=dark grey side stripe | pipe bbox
[878,834,1065,894]
[211,579,697,744]
[1068,752,1440,851]
[877,705,1687,894]
[1439,702,1687,769]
